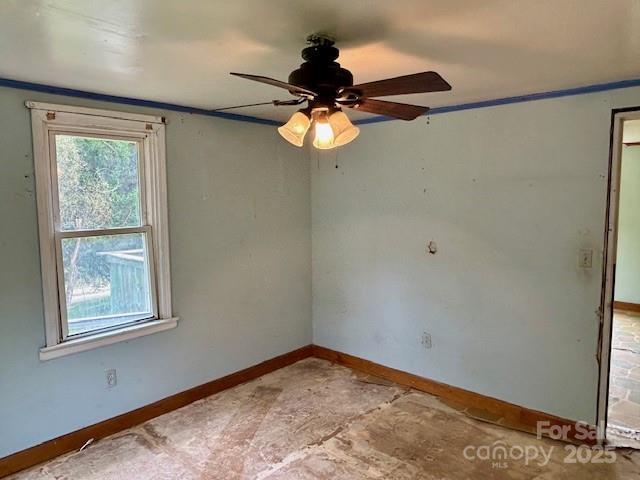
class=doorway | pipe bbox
[599,110,640,448]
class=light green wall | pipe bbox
[615,146,640,304]
[3,81,640,458]
[312,86,640,423]
[0,86,311,457]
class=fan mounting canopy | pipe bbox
[287,35,354,98]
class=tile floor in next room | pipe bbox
[608,312,640,448]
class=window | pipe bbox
[29,102,176,360]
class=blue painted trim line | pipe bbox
[0,77,280,126]
[354,77,640,125]
[2,76,640,127]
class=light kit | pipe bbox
[277,107,360,149]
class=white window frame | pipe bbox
[28,102,177,360]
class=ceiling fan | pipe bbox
[225,34,452,149]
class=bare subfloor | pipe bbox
[10,358,640,479]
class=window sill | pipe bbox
[39,317,179,361]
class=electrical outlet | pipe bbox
[578,249,593,269]
[421,332,432,349]
[106,369,117,388]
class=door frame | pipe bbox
[597,107,640,443]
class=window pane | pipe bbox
[55,135,142,231]
[61,233,153,336]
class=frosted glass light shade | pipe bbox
[278,111,311,147]
[329,111,360,147]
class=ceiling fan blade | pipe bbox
[346,98,429,120]
[210,98,305,112]
[344,72,451,98]
[230,72,317,97]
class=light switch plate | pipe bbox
[579,249,593,269]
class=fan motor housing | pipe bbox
[288,41,353,98]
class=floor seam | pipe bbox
[613,346,640,355]
[135,426,206,477]
[253,387,412,479]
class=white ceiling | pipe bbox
[1,0,639,122]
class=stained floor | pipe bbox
[9,358,640,479]
[608,312,640,444]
